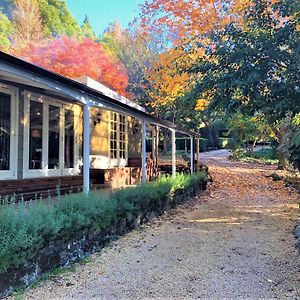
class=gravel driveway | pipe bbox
[18,151,300,300]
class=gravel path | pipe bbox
[19,152,300,300]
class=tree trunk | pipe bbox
[270,122,288,170]
[275,128,287,170]
[278,147,286,170]
[163,139,168,154]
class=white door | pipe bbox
[0,86,18,179]
[62,104,82,175]
[23,92,81,178]
[109,112,128,168]
[46,100,63,176]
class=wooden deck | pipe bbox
[0,158,158,202]
[0,175,104,201]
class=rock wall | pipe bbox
[0,182,207,298]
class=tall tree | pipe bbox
[81,15,95,39]
[137,0,248,49]
[100,22,156,103]
[12,0,45,47]
[0,12,13,51]
[189,0,300,166]
[13,36,129,95]
[192,0,300,121]
[36,0,82,37]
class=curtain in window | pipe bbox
[0,92,11,170]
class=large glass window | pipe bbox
[110,112,118,160]
[29,101,43,170]
[109,112,127,165]
[119,114,126,160]
[24,93,81,178]
[0,92,11,170]
[48,105,60,169]
[64,109,74,168]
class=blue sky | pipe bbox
[66,0,145,36]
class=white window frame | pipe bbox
[23,91,81,178]
[62,104,82,175]
[0,84,18,180]
[108,112,128,168]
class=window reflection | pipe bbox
[48,105,60,169]
[0,92,11,171]
[65,109,74,168]
[29,101,43,170]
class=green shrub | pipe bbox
[238,148,278,164]
[286,126,300,170]
[0,172,207,273]
[219,138,231,149]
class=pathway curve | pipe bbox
[22,151,300,299]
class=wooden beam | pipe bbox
[190,137,194,174]
[196,138,200,172]
[172,129,176,177]
[155,125,159,170]
[141,120,147,182]
[152,126,155,159]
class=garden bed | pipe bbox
[0,172,208,298]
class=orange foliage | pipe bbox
[12,37,129,95]
[138,0,249,45]
[146,49,193,107]
[195,99,210,111]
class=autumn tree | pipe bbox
[13,37,129,95]
[189,0,300,167]
[11,0,45,47]
[100,22,156,103]
[0,12,13,51]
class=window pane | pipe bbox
[29,101,43,170]
[48,105,60,169]
[65,109,74,168]
[0,92,11,170]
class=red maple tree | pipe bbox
[13,37,129,95]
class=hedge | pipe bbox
[0,172,208,274]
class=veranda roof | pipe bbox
[0,51,199,137]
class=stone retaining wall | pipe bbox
[0,181,207,298]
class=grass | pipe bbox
[239,148,278,165]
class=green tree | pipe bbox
[194,0,299,119]
[0,12,13,51]
[36,0,81,37]
[81,15,94,39]
[191,0,300,167]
